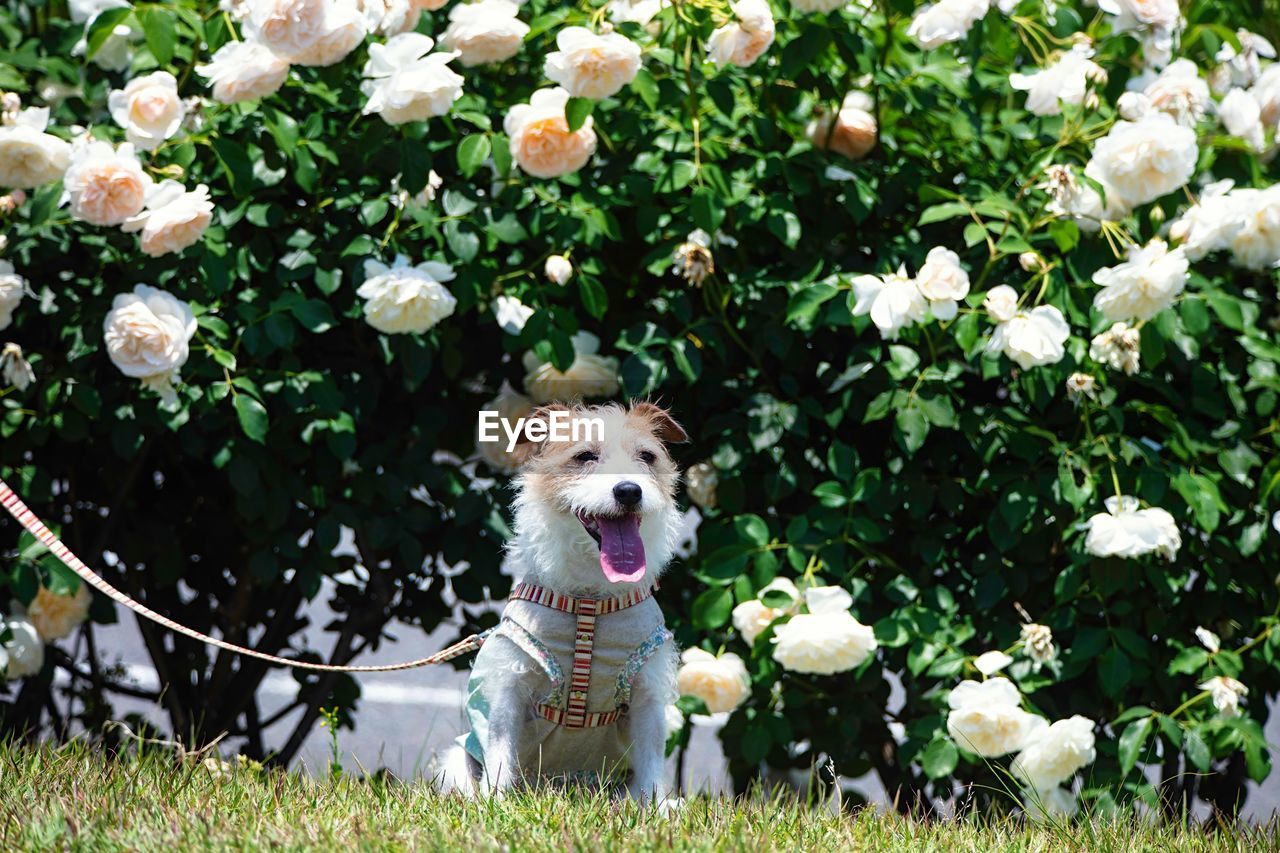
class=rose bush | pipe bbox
[1,0,1279,819]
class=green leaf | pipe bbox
[565,97,594,132]
[211,138,254,197]
[786,283,838,329]
[1118,716,1153,775]
[233,395,269,444]
[917,202,970,226]
[692,587,734,630]
[578,276,608,320]
[894,405,929,455]
[1184,728,1211,771]
[138,6,177,65]
[921,738,959,779]
[290,299,336,333]
[85,7,133,61]
[631,68,659,109]
[456,134,491,178]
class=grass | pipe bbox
[0,741,1276,852]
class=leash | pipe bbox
[0,478,486,673]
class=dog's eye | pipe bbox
[574,451,598,464]
[638,450,657,465]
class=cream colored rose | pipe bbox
[248,0,367,67]
[198,39,291,104]
[1092,238,1187,322]
[544,254,573,285]
[986,304,1069,370]
[771,586,877,674]
[1010,715,1096,792]
[440,0,529,67]
[1084,495,1180,560]
[1084,113,1197,208]
[707,0,775,69]
[915,246,970,320]
[946,677,1046,758]
[807,91,877,161]
[493,294,533,335]
[982,284,1018,323]
[676,647,750,714]
[504,87,597,180]
[0,260,27,331]
[1141,59,1210,127]
[850,266,926,340]
[732,577,800,644]
[2,616,44,677]
[522,330,619,403]
[103,284,197,403]
[0,107,71,189]
[357,255,458,334]
[122,181,214,257]
[27,583,92,642]
[545,27,641,100]
[476,381,534,473]
[108,72,186,152]
[360,32,464,125]
[71,0,138,72]
[685,461,719,510]
[63,139,152,226]
[1199,675,1248,717]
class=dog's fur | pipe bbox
[440,402,687,802]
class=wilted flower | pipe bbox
[1084,113,1197,209]
[707,0,776,69]
[441,0,529,67]
[1199,675,1248,717]
[1010,716,1097,793]
[851,266,927,340]
[672,229,716,286]
[1040,164,1129,232]
[26,583,92,642]
[0,107,71,189]
[676,647,750,714]
[771,586,878,674]
[915,246,970,320]
[987,303,1070,369]
[522,330,619,403]
[1089,322,1141,374]
[544,254,573,286]
[1010,43,1104,117]
[1065,372,1097,403]
[1091,238,1188,322]
[103,285,198,404]
[685,461,719,510]
[360,32,464,125]
[357,256,457,335]
[492,294,533,335]
[504,87,597,179]
[1020,623,1056,666]
[974,650,1013,676]
[1194,626,1221,653]
[0,261,27,331]
[544,27,641,100]
[1,343,34,391]
[947,677,1046,758]
[806,91,878,161]
[1084,495,1181,561]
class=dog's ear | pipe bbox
[510,404,572,464]
[631,402,689,444]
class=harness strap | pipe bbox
[509,580,657,616]
[535,704,624,729]
[0,478,487,673]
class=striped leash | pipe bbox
[0,479,486,673]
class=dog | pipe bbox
[440,401,687,802]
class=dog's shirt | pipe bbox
[461,582,672,782]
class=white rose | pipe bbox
[440,0,529,68]
[544,27,642,101]
[493,294,534,335]
[2,616,43,678]
[26,583,93,642]
[1084,495,1181,560]
[1141,59,1210,127]
[915,246,970,320]
[104,285,197,402]
[357,255,457,335]
[360,0,443,35]
[108,71,185,152]
[974,650,1013,676]
[1273,509,1280,534]
[1168,179,1244,261]
[806,91,877,161]
[1253,64,1280,129]
[1010,715,1097,792]
[522,330,619,403]
[1010,44,1102,117]
[476,380,533,473]
[247,0,366,67]
[1116,91,1152,120]
[908,0,990,50]
[850,266,927,340]
[707,0,776,69]
[544,254,574,285]
[121,181,214,257]
[1097,0,1180,34]
[1218,88,1265,151]
[771,586,877,675]
[198,38,291,104]
[0,343,34,391]
[983,284,1019,323]
[0,107,71,189]
[0,260,27,331]
[504,87,597,180]
[1199,675,1248,717]
[1194,626,1221,653]
[608,0,663,26]
[1084,113,1197,208]
[360,32,463,125]
[676,647,750,714]
[791,0,846,11]
[732,577,800,644]
[946,677,1046,758]
[71,0,137,72]
[1091,238,1188,322]
[685,461,719,511]
[62,139,152,227]
[986,304,1069,369]
[1213,30,1276,93]
[1227,186,1280,270]
[1089,322,1141,374]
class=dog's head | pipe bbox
[510,402,688,592]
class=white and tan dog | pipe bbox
[441,402,687,801]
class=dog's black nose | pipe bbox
[613,481,642,509]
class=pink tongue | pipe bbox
[598,515,647,583]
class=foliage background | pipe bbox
[1,0,1279,817]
